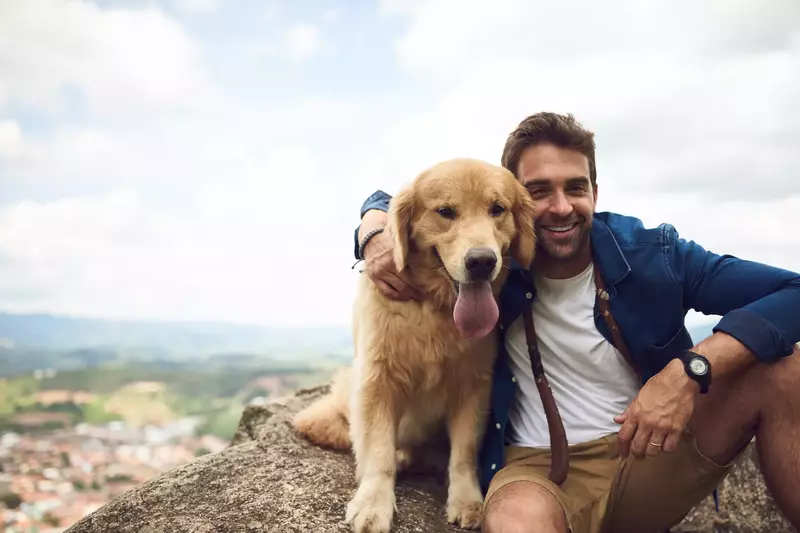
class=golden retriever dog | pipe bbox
[292,158,536,533]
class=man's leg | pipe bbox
[687,345,800,525]
[604,346,800,533]
[483,482,568,533]
[481,437,622,533]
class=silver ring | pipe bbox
[648,440,662,447]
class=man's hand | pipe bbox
[359,210,424,302]
[615,358,699,459]
[615,331,760,459]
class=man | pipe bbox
[351,112,800,533]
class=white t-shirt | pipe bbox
[505,262,641,448]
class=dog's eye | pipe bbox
[437,206,456,219]
[491,204,505,216]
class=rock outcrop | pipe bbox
[65,385,794,533]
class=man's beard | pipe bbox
[534,219,591,261]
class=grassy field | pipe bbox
[0,355,338,439]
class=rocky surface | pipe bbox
[65,385,794,533]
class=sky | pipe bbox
[0,0,798,328]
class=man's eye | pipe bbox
[528,189,548,198]
[437,206,456,219]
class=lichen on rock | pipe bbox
[65,384,794,533]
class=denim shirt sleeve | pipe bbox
[353,190,394,260]
[664,224,800,361]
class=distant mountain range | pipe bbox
[0,312,353,357]
[0,311,718,353]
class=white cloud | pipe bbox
[0,182,359,326]
[320,8,341,24]
[389,0,800,75]
[372,0,800,203]
[240,21,324,64]
[0,120,23,159]
[3,125,123,184]
[373,2,800,198]
[285,23,320,62]
[0,0,214,117]
[172,0,222,16]
[0,1,366,325]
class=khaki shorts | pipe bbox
[484,431,744,533]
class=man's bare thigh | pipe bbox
[688,346,799,465]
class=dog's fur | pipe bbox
[292,158,536,533]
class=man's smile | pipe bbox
[540,221,580,238]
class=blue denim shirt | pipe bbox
[355,189,800,493]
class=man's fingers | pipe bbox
[662,430,682,453]
[394,270,425,298]
[646,429,668,456]
[404,283,425,301]
[371,269,423,302]
[375,280,407,301]
[389,273,424,301]
[614,405,631,424]
[617,418,637,458]
[387,274,415,297]
[630,425,652,459]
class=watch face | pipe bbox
[689,357,708,375]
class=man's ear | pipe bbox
[511,181,537,269]
[387,185,416,272]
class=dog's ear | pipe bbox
[387,185,416,272]
[510,181,537,269]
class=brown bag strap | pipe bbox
[591,266,641,378]
[521,304,569,485]
[517,261,639,486]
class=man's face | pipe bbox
[517,143,597,262]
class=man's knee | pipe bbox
[483,481,568,533]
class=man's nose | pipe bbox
[548,191,573,217]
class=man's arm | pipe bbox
[351,189,423,301]
[667,225,800,372]
[616,226,800,458]
[353,190,393,260]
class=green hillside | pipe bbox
[0,355,335,439]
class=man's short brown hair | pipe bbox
[500,112,597,185]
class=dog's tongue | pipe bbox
[453,281,499,339]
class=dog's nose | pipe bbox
[465,247,497,280]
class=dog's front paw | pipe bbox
[446,496,483,530]
[346,484,395,533]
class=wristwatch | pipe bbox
[679,351,711,394]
